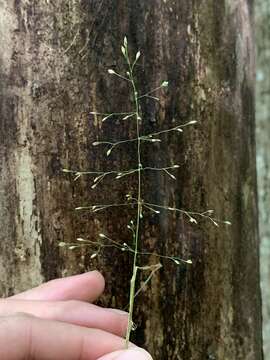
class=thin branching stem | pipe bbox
[137,85,166,99]
[61,233,192,266]
[63,165,180,186]
[75,203,137,211]
[90,120,196,154]
[61,37,231,350]
[125,41,142,347]
[90,111,134,116]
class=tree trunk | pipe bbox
[0,1,262,359]
[256,0,270,358]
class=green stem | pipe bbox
[125,266,138,346]
[125,47,142,347]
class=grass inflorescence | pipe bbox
[62,37,231,347]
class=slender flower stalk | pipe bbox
[123,39,143,346]
[61,37,231,348]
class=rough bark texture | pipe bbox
[0,1,262,359]
[256,0,270,358]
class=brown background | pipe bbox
[0,1,262,359]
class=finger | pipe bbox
[97,349,153,360]
[10,271,105,302]
[0,299,128,337]
[0,313,131,360]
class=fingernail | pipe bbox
[98,349,153,360]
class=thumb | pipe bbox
[97,349,153,360]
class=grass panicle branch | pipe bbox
[62,37,231,348]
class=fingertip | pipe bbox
[70,270,105,302]
[11,270,106,302]
[97,349,153,360]
[91,270,105,293]
[104,308,128,337]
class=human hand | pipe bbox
[0,271,152,359]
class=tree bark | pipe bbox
[0,1,262,359]
[256,0,270,358]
